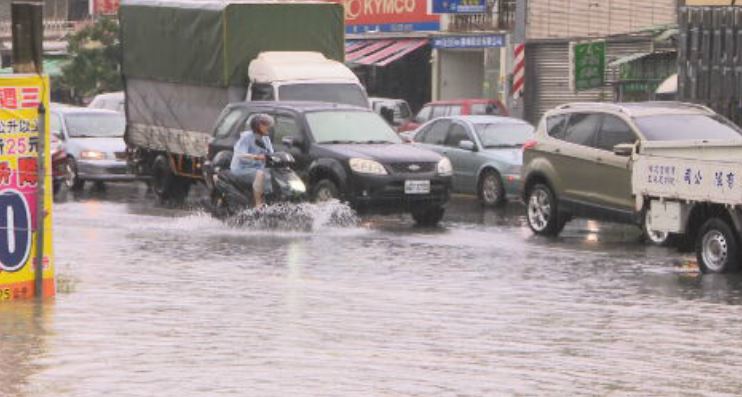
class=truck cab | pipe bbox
[247,52,369,109]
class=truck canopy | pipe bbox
[248,52,360,84]
[120,0,345,87]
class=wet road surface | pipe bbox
[3,183,742,396]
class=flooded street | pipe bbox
[4,183,742,396]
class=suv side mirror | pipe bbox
[282,136,304,149]
[458,140,477,151]
[613,143,634,157]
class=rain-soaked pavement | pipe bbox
[4,182,742,396]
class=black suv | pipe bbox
[204,102,453,225]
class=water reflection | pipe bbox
[0,301,52,397]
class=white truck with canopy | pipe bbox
[632,105,742,273]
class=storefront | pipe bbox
[430,33,508,101]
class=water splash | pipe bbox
[225,200,358,232]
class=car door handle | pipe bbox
[596,156,603,162]
[554,148,561,154]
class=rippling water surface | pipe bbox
[3,185,742,396]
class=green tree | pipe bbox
[60,17,121,104]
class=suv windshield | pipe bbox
[634,114,742,141]
[278,83,369,108]
[474,122,534,148]
[307,110,402,144]
[65,113,125,138]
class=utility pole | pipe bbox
[11,0,46,299]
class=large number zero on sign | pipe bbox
[0,190,32,272]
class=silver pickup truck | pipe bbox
[633,139,742,273]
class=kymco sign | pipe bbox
[332,0,440,33]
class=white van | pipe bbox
[247,52,369,108]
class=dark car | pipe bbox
[204,102,453,225]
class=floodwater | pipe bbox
[3,183,742,396]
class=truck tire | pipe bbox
[696,217,740,274]
[412,206,445,227]
[526,183,566,236]
[151,154,190,203]
[478,169,506,207]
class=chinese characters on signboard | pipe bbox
[0,75,54,301]
[431,0,487,14]
[432,34,506,49]
[570,40,606,92]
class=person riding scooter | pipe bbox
[230,113,275,208]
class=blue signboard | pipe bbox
[346,22,441,34]
[431,0,487,14]
[432,34,506,49]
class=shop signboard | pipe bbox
[570,40,606,91]
[91,0,120,16]
[0,74,54,301]
[431,0,486,14]
[331,0,440,33]
[432,34,506,49]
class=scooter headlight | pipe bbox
[289,178,306,193]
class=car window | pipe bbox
[431,105,447,119]
[250,84,274,101]
[444,123,470,147]
[448,105,462,116]
[634,114,742,141]
[272,114,302,148]
[213,108,246,138]
[64,112,125,138]
[547,114,569,139]
[306,110,401,143]
[415,106,432,123]
[596,115,637,151]
[562,113,601,147]
[278,83,368,108]
[420,120,451,145]
[474,122,534,148]
[471,103,501,115]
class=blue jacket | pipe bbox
[230,131,274,172]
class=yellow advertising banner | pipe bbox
[0,74,54,301]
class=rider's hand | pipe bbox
[256,154,266,161]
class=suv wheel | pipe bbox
[478,170,506,207]
[526,183,565,236]
[312,179,339,202]
[641,207,675,246]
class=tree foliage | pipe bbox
[60,17,121,103]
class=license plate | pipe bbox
[405,180,430,194]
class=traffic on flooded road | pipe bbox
[3,183,742,396]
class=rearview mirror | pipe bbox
[613,143,634,157]
[282,136,304,149]
[458,140,477,151]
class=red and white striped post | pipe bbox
[512,43,525,100]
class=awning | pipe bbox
[345,39,428,67]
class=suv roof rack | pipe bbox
[633,101,714,113]
[555,102,630,114]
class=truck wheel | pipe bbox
[526,183,565,236]
[641,207,676,246]
[412,206,445,227]
[478,170,506,207]
[152,154,190,203]
[312,179,339,202]
[696,218,740,274]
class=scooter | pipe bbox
[206,152,307,218]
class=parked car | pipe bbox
[369,97,413,131]
[521,101,741,245]
[50,105,134,190]
[399,98,509,132]
[50,132,67,195]
[204,102,453,226]
[87,91,124,113]
[413,115,534,206]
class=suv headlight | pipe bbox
[349,158,387,175]
[437,157,453,176]
[80,150,107,160]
